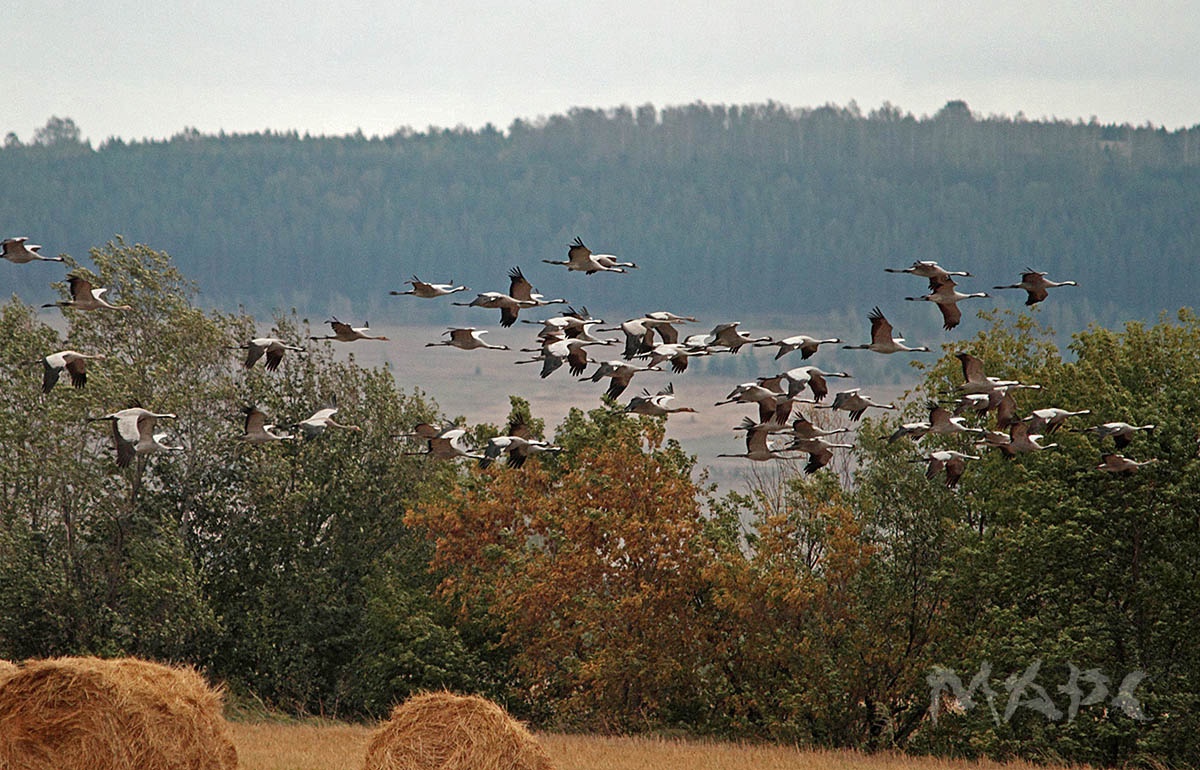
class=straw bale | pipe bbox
[363,691,554,770]
[0,656,237,770]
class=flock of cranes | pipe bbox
[4,231,1155,484]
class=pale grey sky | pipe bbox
[6,0,1199,143]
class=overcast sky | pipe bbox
[6,1,1198,144]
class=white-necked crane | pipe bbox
[756,334,842,360]
[638,342,711,374]
[777,366,853,402]
[602,313,695,358]
[507,265,567,312]
[1024,407,1092,434]
[602,318,658,360]
[719,417,803,462]
[905,277,989,330]
[524,306,605,339]
[976,429,1014,454]
[88,407,179,468]
[3,237,64,263]
[784,414,851,442]
[42,275,132,311]
[888,421,932,443]
[293,405,362,438]
[426,327,510,351]
[955,352,1019,394]
[785,435,854,475]
[584,360,661,400]
[625,383,697,417]
[1097,453,1157,474]
[453,291,537,328]
[309,318,390,342]
[405,426,483,461]
[479,415,563,469]
[644,311,698,324]
[714,382,787,424]
[994,268,1078,306]
[996,421,1058,456]
[816,389,897,421]
[235,337,305,371]
[389,276,469,298]
[843,307,930,354]
[911,450,980,488]
[515,335,599,378]
[884,260,971,281]
[684,322,772,354]
[928,401,984,437]
[542,236,633,273]
[1075,422,1156,449]
[37,350,105,392]
[950,388,1022,431]
[394,421,451,442]
[241,405,295,443]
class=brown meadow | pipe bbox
[229,720,1081,770]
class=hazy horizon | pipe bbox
[6,1,1198,145]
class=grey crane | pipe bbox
[389,276,469,298]
[426,327,510,351]
[241,405,295,443]
[756,334,842,360]
[994,268,1078,306]
[911,450,980,488]
[625,383,697,417]
[235,337,305,371]
[843,307,930,354]
[37,350,105,392]
[905,277,989,330]
[542,236,633,273]
[309,318,390,342]
[2,236,64,263]
[88,407,179,468]
[42,275,132,311]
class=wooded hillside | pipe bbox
[3,102,1198,327]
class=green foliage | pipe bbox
[862,311,1200,766]
[0,241,483,717]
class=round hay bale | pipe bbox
[0,656,237,770]
[363,691,554,770]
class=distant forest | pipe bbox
[3,102,1199,330]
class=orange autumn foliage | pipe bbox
[406,410,723,730]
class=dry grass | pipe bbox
[541,735,1074,770]
[230,719,1079,770]
[362,691,553,770]
[229,721,376,770]
[0,656,236,770]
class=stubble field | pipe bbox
[229,720,1070,770]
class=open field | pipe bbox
[229,720,1076,770]
[307,322,918,491]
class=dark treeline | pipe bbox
[2,102,1199,328]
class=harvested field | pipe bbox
[230,720,1082,770]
